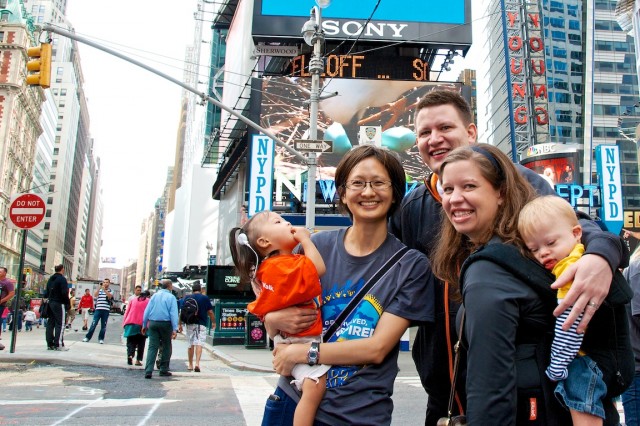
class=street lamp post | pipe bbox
[302,2,329,232]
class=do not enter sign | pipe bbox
[8,193,46,229]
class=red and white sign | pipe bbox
[8,193,46,229]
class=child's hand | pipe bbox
[291,226,311,243]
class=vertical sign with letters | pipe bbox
[248,135,274,217]
[596,145,623,235]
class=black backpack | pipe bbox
[460,243,634,425]
[180,297,199,324]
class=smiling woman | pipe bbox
[259,144,435,425]
[430,144,632,425]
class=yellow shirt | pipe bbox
[551,243,585,299]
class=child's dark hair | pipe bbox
[228,211,269,284]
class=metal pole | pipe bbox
[9,229,27,353]
[305,6,324,232]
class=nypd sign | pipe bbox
[595,145,623,235]
[248,135,275,217]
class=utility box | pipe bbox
[245,313,267,349]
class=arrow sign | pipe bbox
[294,139,333,153]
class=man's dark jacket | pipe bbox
[46,273,70,310]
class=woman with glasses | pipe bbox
[261,144,435,425]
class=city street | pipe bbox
[0,314,428,425]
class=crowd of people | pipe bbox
[2,89,640,424]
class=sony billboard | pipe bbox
[252,0,472,49]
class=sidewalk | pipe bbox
[0,319,275,374]
[0,320,417,375]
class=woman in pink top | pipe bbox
[122,290,150,366]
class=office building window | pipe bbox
[550,1,564,13]
[553,47,567,58]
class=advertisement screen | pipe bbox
[521,156,578,189]
[206,266,253,300]
[252,0,472,47]
[260,0,465,24]
[254,77,465,185]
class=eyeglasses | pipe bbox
[344,180,392,191]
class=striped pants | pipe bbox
[546,305,584,381]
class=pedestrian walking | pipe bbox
[1,307,7,333]
[142,279,178,379]
[24,306,36,331]
[77,289,93,331]
[45,264,70,351]
[177,282,215,373]
[83,279,113,344]
[122,290,150,366]
[0,267,16,348]
[66,289,76,330]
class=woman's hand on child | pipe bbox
[265,307,318,336]
[273,342,301,376]
[551,254,611,333]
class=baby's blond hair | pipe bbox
[518,196,578,242]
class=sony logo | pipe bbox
[321,20,409,39]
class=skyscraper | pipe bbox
[482,0,640,210]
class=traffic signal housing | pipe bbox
[26,43,51,88]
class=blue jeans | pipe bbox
[261,386,330,426]
[554,355,606,419]
[85,309,110,341]
[623,371,640,426]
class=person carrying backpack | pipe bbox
[430,144,632,425]
[177,282,214,372]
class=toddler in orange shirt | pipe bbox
[230,211,328,426]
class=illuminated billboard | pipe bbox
[250,76,466,211]
[252,0,472,48]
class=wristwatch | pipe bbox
[307,342,320,366]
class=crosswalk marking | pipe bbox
[0,398,178,406]
[231,376,274,426]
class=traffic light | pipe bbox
[26,42,51,88]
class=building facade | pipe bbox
[482,0,640,212]
[0,2,46,281]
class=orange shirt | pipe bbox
[248,254,322,337]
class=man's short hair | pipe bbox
[160,279,172,290]
[135,285,142,289]
[0,267,7,273]
[415,89,473,125]
[192,282,202,292]
[103,278,110,283]
[54,264,64,273]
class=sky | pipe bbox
[65,0,201,265]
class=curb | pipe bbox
[208,346,274,374]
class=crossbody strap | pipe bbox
[323,247,410,343]
[447,310,465,417]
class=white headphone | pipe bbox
[237,231,260,278]
[237,233,250,247]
